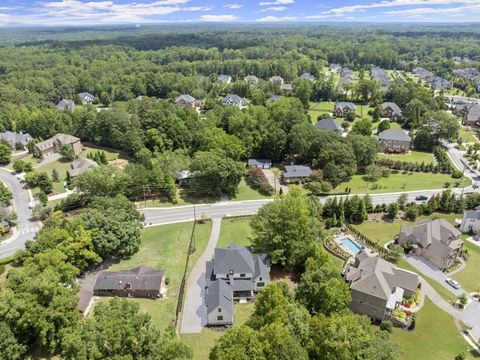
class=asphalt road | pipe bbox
[0,169,38,258]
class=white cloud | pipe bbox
[259,6,288,12]
[259,0,294,6]
[200,14,239,21]
[256,15,297,21]
[223,3,243,9]
[322,0,480,15]
[385,3,480,14]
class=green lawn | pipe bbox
[181,303,255,360]
[233,179,273,201]
[335,172,468,194]
[217,218,253,248]
[460,127,479,144]
[105,221,212,332]
[452,238,480,293]
[308,101,334,123]
[353,213,461,246]
[377,150,435,164]
[393,298,478,360]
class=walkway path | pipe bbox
[180,217,222,334]
[420,278,463,320]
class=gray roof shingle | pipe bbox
[378,129,411,142]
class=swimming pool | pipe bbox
[340,237,362,255]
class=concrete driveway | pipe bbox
[180,217,222,334]
[262,168,288,195]
[464,300,480,341]
[405,255,465,297]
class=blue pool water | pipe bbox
[341,237,362,254]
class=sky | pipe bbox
[0,0,480,26]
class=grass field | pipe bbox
[460,126,479,144]
[308,101,334,122]
[377,150,435,164]
[217,218,253,248]
[393,298,477,360]
[353,213,461,246]
[182,303,255,360]
[452,238,480,293]
[105,221,212,332]
[335,172,468,194]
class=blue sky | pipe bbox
[0,0,479,26]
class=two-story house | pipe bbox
[378,129,411,154]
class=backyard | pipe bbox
[335,172,466,194]
[103,221,212,332]
[377,150,436,164]
[393,298,477,360]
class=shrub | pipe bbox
[452,170,463,179]
[380,320,393,333]
[246,167,275,196]
[0,264,5,275]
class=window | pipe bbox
[217,316,223,321]
[218,308,222,313]
[257,282,265,287]
[259,277,262,281]
[240,274,246,278]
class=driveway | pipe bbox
[262,168,288,195]
[464,300,480,341]
[180,217,222,334]
[405,255,464,297]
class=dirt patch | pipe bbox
[109,158,129,168]
[270,264,299,290]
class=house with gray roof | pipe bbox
[397,219,463,270]
[283,165,312,183]
[345,252,419,323]
[217,75,232,84]
[222,94,246,108]
[371,66,390,90]
[93,267,166,298]
[269,76,284,85]
[67,158,98,178]
[281,83,294,93]
[175,94,202,110]
[78,92,95,104]
[381,102,403,120]
[329,64,342,73]
[248,159,272,169]
[314,118,343,134]
[205,244,270,326]
[266,95,281,103]
[460,209,480,233]
[334,102,356,117]
[463,104,480,127]
[378,129,411,154]
[0,131,32,150]
[300,72,315,82]
[244,75,259,86]
[56,99,75,111]
[35,133,83,158]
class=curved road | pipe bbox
[0,169,38,258]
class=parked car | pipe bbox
[446,278,461,289]
[415,195,428,201]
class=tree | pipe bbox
[372,106,383,122]
[51,168,59,182]
[377,120,391,133]
[189,150,244,197]
[73,165,126,198]
[59,144,76,161]
[0,182,13,205]
[62,298,192,360]
[210,326,265,360]
[24,171,53,194]
[387,202,399,219]
[12,160,33,173]
[250,191,324,267]
[36,191,48,206]
[0,142,12,164]
[347,134,378,167]
[351,118,373,136]
[0,321,26,360]
[259,322,309,360]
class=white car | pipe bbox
[446,278,461,289]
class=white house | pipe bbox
[460,209,480,233]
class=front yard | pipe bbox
[452,238,480,293]
[377,150,436,164]
[393,298,477,360]
[217,217,252,248]
[103,221,212,332]
[335,172,465,194]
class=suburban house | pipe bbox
[244,75,259,86]
[266,95,281,103]
[397,219,463,271]
[67,158,98,178]
[300,72,315,82]
[78,92,95,104]
[0,131,32,150]
[175,94,202,110]
[56,99,75,111]
[413,67,434,80]
[217,75,232,84]
[381,102,403,120]
[93,267,166,299]
[371,67,390,90]
[176,170,194,185]
[460,209,480,233]
[329,64,342,73]
[345,252,419,324]
[205,244,270,326]
[334,102,356,117]
[34,133,83,158]
[248,159,272,169]
[222,94,246,108]
[281,83,294,93]
[378,129,411,154]
[269,76,284,85]
[283,165,312,182]
[314,118,343,134]
[462,104,480,127]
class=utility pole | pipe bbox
[274,173,277,194]
[143,185,147,208]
